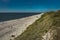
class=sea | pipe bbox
[0,13,41,22]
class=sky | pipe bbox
[0,0,60,12]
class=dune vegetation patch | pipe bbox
[14,10,60,40]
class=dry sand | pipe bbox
[0,13,43,40]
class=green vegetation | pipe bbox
[14,10,60,40]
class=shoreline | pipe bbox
[0,13,44,40]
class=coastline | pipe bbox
[0,13,44,40]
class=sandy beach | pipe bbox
[0,13,43,40]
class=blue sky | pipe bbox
[0,0,60,12]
